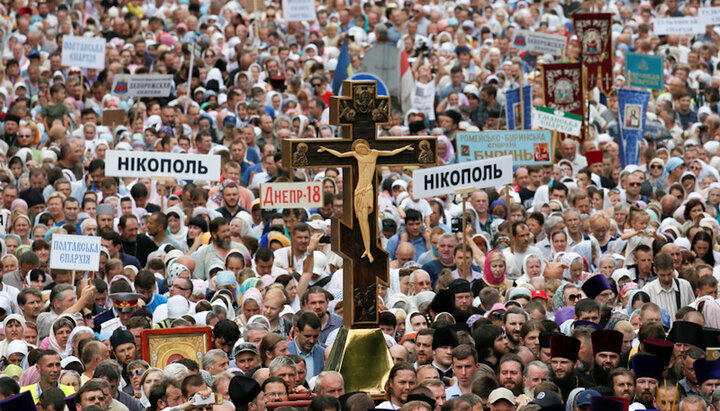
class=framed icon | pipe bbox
[141,326,213,368]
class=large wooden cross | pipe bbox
[282,80,438,328]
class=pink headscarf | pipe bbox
[437,135,455,164]
[483,249,506,285]
[19,364,40,386]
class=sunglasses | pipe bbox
[650,164,663,169]
[312,83,322,87]
[568,294,582,301]
[129,368,145,377]
[629,182,642,186]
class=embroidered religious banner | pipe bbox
[573,13,614,95]
[542,62,585,141]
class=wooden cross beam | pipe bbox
[282,80,438,328]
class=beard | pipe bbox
[453,308,473,325]
[551,370,576,402]
[634,390,654,408]
[217,239,231,248]
[592,363,611,386]
[500,378,523,396]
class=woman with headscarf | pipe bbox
[166,205,188,250]
[41,314,77,355]
[0,314,25,357]
[515,253,545,285]
[647,158,667,192]
[63,326,94,359]
[238,287,263,326]
[664,157,686,186]
[477,250,513,298]
[571,238,601,272]
[437,135,456,165]
[561,252,588,286]
[139,368,163,409]
[5,339,28,367]
[10,214,31,245]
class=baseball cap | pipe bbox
[531,290,548,300]
[575,389,601,407]
[233,342,259,357]
[531,390,562,407]
[488,388,516,405]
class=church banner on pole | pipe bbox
[617,88,650,168]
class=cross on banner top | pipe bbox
[282,80,438,329]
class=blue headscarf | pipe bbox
[662,157,684,178]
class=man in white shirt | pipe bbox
[643,252,694,320]
[445,345,479,399]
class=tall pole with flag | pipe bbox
[331,37,353,96]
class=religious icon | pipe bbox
[555,79,574,105]
[624,104,642,130]
[418,140,434,164]
[355,86,375,113]
[582,29,601,54]
[293,143,309,167]
[513,103,522,129]
[141,327,213,368]
[317,139,414,262]
[461,145,469,157]
[534,143,550,162]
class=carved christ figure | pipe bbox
[318,139,414,262]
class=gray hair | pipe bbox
[243,322,269,340]
[544,215,565,234]
[162,363,189,382]
[409,269,430,284]
[202,349,228,370]
[269,356,297,376]
[679,395,706,410]
[315,371,344,392]
[523,361,549,379]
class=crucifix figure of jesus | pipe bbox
[282,80,438,328]
[318,139,414,262]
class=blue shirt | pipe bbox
[146,293,167,313]
[385,233,428,262]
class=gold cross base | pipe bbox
[323,328,393,394]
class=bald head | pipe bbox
[661,195,679,216]
[389,345,409,364]
[396,242,415,267]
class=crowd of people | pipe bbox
[0,0,718,410]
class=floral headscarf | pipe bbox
[239,277,263,297]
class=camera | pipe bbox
[451,217,462,233]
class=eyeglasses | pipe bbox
[18,134,31,138]
[650,164,663,170]
[171,284,189,291]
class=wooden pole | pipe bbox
[454,187,475,278]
